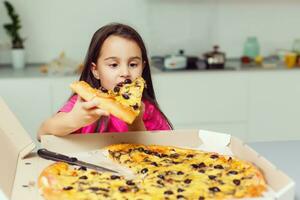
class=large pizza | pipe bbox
[38,144,266,200]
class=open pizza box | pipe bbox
[0,97,295,200]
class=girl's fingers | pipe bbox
[82,99,100,109]
[88,108,109,117]
[91,109,109,117]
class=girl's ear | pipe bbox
[91,62,100,80]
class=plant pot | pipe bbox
[12,49,25,69]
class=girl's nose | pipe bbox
[120,65,130,78]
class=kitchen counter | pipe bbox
[151,59,300,74]
[248,140,300,199]
[0,64,80,79]
[1,60,300,79]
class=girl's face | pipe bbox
[91,35,144,90]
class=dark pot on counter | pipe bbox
[203,45,226,69]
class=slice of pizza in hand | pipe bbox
[111,77,146,116]
[70,77,145,124]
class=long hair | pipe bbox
[78,23,173,129]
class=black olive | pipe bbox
[198,196,205,200]
[161,154,168,158]
[191,164,199,169]
[100,86,108,93]
[113,86,120,93]
[228,170,238,175]
[141,168,148,174]
[170,153,179,159]
[133,103,139,110]
[157,174,165,179]
[126,180,135,186]
[184,179,192,184]
[118,186,128,192]
[177,194,185,199]
[233,179,241,186]
[122,93,130,99]
[78,166,87,171]
[151,162,158,167]
[214,165,224,169]
[210,154,219,159]
[124,79,132,84]
[177,171,184,175]
[144,149,151,154]
[63,186,73,190]
[192,162,206,169]
[117,82,123,87]
[79,175,88,180]
[89,187,101,192]
[208,175,217,180]
[157,180,164,186]
[164,190,173,195]
[209,187,221,192]
[137,147,144,152]
[186,154,194,158]
[198,162,206,168]
[110,175,121,180]
[177,188,185,193]
[153,152,161,157]
[198,169,205,173]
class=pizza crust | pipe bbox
[70,81,137,124]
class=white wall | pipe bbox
[1,0,299,64]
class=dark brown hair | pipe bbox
[78,23,173,129]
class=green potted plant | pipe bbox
[3,0,26,69]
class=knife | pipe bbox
[37,148,119,174]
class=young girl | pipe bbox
[38,23,172,140]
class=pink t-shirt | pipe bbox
[59,95,171,134]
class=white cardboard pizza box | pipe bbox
[0,97,295,200]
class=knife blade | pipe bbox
[37,148,119,174]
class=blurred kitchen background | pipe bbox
[1,0,300,144]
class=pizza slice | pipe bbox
[70,77,145,124]
[111,77,145,115]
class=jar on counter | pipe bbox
[243,37,260,59]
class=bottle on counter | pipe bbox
[292,38,300,67]
[243,37,260,59]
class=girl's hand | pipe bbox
[69,96,109,128]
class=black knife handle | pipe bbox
[37,148,78,163]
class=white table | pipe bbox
[249,140,300,200]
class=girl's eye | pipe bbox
[129,63,138,68]
[109,63,118,68]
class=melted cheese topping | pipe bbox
[39,144,266,200]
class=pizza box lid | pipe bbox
[0,97,36,199]
[0,97,295,200]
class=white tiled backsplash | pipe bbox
[0,0,299,64]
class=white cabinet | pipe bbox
[0,77,78,143]
[153,72,248,139]
[248,71,300,141]
[0,78,52,142]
